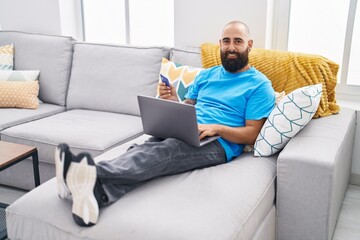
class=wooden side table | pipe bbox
[0,141,41,240]
[0,141,40,187]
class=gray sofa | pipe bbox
[1,31,356,240]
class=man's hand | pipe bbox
[198,124,220,140]
[158,82,178,102]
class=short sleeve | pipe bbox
[246,81,275,120]
[184,72,202,100]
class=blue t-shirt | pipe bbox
[185,65,275,161]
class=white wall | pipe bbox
[0,0,62,35]
[1,0,270,47]
[58,0,83,40]
[174,0,269,48]
[0,0,83,39]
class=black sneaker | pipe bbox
[55,143,73,199]
[66,152,99,227]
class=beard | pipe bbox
[221,48,249,73]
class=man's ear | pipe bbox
[248,39,254,49]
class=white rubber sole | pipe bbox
[66,155,99,226]
[55,146,71,199]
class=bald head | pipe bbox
[222,21,251,38]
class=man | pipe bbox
[55,20,275,227]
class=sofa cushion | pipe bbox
[66,42,171,115]
[0,31,74,106]
[0,43,14,70]
[0,80,39,109]
[0,103,65,131]
[1,109,143,164]
[6,151,277,240]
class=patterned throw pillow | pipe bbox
[157,58,203,101]
[254,84,322,157]
[0,44,14,70]
[0,70,40,81]
[0,81,40,109]
[0,70,41,103]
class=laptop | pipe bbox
[137,95,220,147]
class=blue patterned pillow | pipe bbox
[0,44,14,70]
[254,84,322,157]
[156,58,203,101]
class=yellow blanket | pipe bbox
[201,43,340,118]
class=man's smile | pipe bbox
[226,53,238,59]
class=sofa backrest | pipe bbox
[66,42,170,116]
[0,31,74,106]
[170,47,202,68]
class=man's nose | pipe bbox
[228,42,236,51]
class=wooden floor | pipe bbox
[332,184,360,240]
[0,184,360,239]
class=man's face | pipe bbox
[219,23,253,73]
[221,46,249,73]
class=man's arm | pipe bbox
[198,119,266,145]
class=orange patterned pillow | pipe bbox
[0,81,39,109]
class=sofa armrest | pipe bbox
[276,108,356,240]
